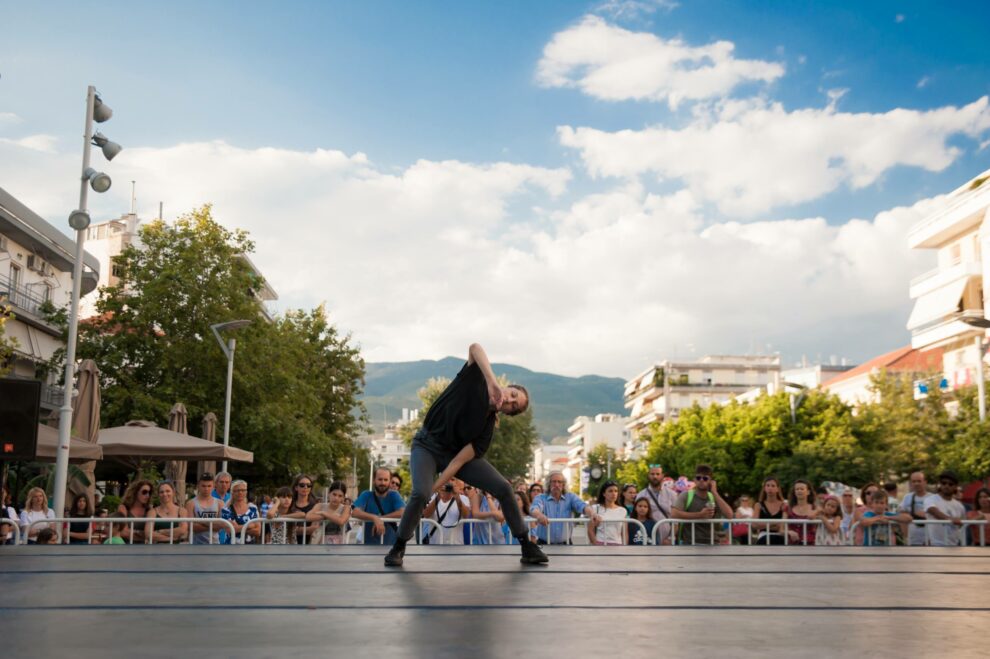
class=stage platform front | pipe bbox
[1,544,988,658]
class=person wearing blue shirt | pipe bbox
[530,471,599,544]
[353,468,406,545]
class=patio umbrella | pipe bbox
[98,421,252,468]
[35,424,103,462]
[164,403,189,501]
[68,359,101,510]
[198,411,218,480]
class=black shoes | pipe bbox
[519,539,549,564]
[384,541,405,567]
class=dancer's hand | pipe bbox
[488,381,503,409]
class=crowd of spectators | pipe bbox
[3,464,989,547]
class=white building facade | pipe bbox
[370,424,411,468]
[531,443,570,485]
[906,170,990,389]
[624,355,781,438]
[565,413,630,487]
[0,187,100,415]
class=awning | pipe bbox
[4,321,61,362]
[98,424,253,464]
[35,424,104,462]
[906,278,968,331]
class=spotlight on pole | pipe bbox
[91,132,122,161]
[67,209,91,231]
[84,167,111,193]
[93,94,113,122]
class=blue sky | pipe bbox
[2,1,990,376]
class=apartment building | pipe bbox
[624,355,781,438]
[531,442,570,485]
[564,413,630,486]
[906,169,990,389]
[370,424,411,468]
[0,186,100,415]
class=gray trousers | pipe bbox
[396,442,528,542]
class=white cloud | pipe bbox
[558,96,990,216]
[0,134,58,153]
[536,15,784,108]
[595,0,678,21]
[917,75,932,89]
[0,134,947,377]
[0,112,23,126]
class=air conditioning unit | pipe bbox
[27,255,53,276]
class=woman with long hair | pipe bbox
[587,480,628,546]
[317,480,351,544]
[266,486,294,545]
[117,479,153,544]
[966,487,990,547]
[19,487,55,544]
[67,493,93,544]
[146,481,188,544]
[286,474,321,544]
[787,479,818,545]
[753,477,789,545]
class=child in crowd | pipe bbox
[815,496,844,546]
[627,498,655,546]
[36,528,59,544]
[104,514,127,545]
[266,487,294,545]
[861,491,909,546]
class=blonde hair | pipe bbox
[25,487,48,512]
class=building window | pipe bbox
[111,258,123,278]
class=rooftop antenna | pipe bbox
[130,181,136,214]
[158,201,163,221]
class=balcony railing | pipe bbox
[0,271,50,319]
[907,179,990,245]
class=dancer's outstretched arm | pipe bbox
[468,343,503,409]
[432,443,475,493]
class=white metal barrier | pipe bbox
[850,518,989,547]
[651,518,825,546]
[24,517,234,545]
[241,516,442,545]
[529,517,650,545]
[2,517,21,546]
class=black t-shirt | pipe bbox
[417,362,496,458]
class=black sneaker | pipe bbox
[384,543,405,567]
[519,540,549,565]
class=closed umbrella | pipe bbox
[198,412,218,480]
[68,359,100,510]
[164,403,189,501]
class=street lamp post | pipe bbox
[53,86,120,517]
[782,381,809,424]
[960,316,990,422]
[211,319,252,474]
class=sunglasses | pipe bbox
[139,489,151,495]
[694,475,710,481]
[297,483,312,489]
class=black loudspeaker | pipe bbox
[0,379,41,461]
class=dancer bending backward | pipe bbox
[385,343,548,566]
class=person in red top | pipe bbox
[385,343,547,566]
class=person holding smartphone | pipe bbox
[384,343,548,566]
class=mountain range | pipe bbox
[361,357,627,441]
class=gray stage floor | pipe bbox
[2,544,988,658]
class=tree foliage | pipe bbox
[627,370,989,500]
[0,298,15,376]
[46,205,368,486]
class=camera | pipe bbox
[443,484,454,493]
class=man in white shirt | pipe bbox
[422,481,470,545]
[897,471,935,546]
[925,471,965,547]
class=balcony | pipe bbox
[911,309,985,351]
[909,261,983,299]
[907,179,990,249]
[0,271,51,320]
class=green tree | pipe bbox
[856,370,950,478]
[584,443,624,498]
[46,205,368,486]
[936,383,990,481]
[0,297,15,376]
